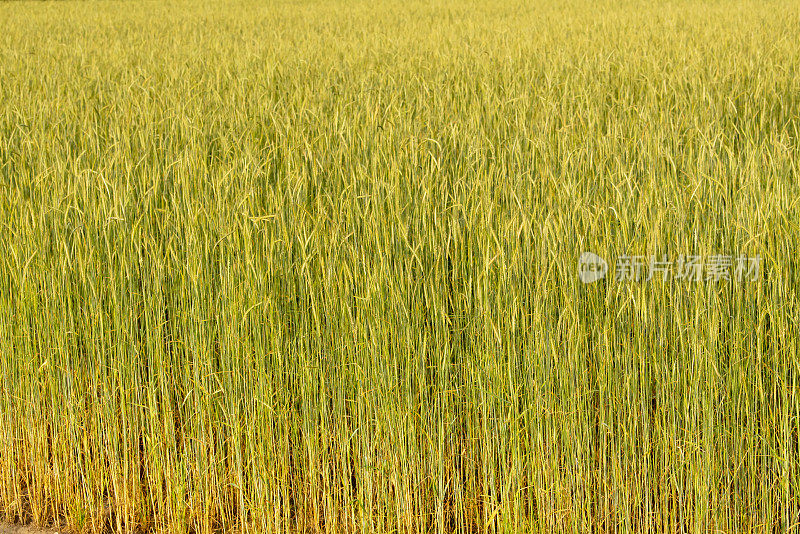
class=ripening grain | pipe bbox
[0,0,799,533]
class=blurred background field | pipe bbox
[1,0,799,532]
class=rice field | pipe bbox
[1,0,799,532]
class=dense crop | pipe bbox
[1,0,799,532]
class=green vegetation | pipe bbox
[1,0,799,532]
